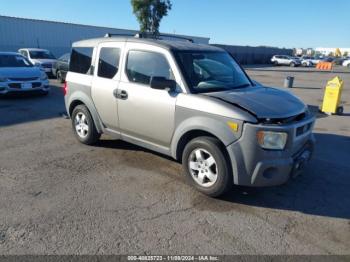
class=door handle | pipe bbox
[113,89,128,100]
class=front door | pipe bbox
[117,44,181,148]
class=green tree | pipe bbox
[131,0,172,37]
[343,51,348,57]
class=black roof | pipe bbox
[74,36,223,52]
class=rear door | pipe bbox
[91,42,124,131]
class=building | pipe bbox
[0,15,210,57]
[315,47,350,56]
[214,44,293,65]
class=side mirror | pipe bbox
[150,76,176,91]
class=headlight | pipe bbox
[0,77,8,82]
[40,74,48,80]
[257,131,288,150]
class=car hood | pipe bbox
[0,67,42,78]
[205,85,307,119]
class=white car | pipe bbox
[342,59,350,67]
[18,48,57,75]
[0,52,49,95]
[271,55,301,67]
[300,56,322,67]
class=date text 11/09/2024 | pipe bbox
[127,255,219,261]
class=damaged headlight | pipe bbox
[257,131,288,150]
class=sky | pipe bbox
[1,0,349,48]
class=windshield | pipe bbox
[176,51,252,93]
[0,54,33,68]
[29,50,55,59]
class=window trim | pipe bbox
[173,50,254,94]
[125,49,173,87]
[96,47,121,80]
[69,47,94,75]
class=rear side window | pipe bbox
[97,47,121,79]
[70,47,93,74]
[126,50,172,85]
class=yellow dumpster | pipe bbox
[321,76,344,115]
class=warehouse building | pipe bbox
[0,15,210,57]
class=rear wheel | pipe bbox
[182,136,232,197]
[290,62,296,67]
[71,105,100,145]
[57,71,64,83]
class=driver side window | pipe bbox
[126,50,174,85]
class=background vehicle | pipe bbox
[0,52,49,95]
[271,55,301,67]
[333,57,346,65]
[52,53,70,83]
[65,36,315,197]
[322,57,334,63]
[300,56,316,67]
[18,48,57,76]
[343,59,350,67]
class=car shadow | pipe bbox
[95,139,176,162]
[294,86,322,90]
[0,84,65,127]
[193,133,350,220]
[97,132,350,220]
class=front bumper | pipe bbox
[227,115,315,187]
[0,80,50,95]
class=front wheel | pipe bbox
[71,105,101,145]
[182,136,232,197]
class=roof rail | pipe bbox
[104,32,194,43]
[104,33,135,38]
[135,32,194,43]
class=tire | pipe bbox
[274,61,279,66]
[182,136,232,197]
[336,106,344,115]
[290,62,296,67]
[40,90,49,96]
[57,71,64,83]
[71,105,101,145]
[347,64,350,68]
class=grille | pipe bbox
[8,77,39,81]
[8,83,22,89]
[32,82,42,88]
[296,123,312,137]
[260,112,306,125]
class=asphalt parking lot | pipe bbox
[0,66,349,255]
